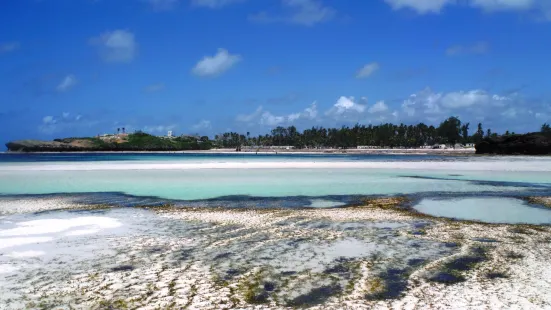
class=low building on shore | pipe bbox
[269,146,295,150]
[357,146,379,149]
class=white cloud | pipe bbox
[284,0,336,26]
[446,41,489,56]
[147,0,179,11]
[236,106,264,122]
[368,101,389,113]
[237,102,318,126]
[441,90,490,108]
[384,0,454,14]
[288,101,318,121]
[260,111,287,126]
[250,0,335,26]
[356,62,380,79]
[0,42,20,53]
[89,30,136,63]
[143,124,176,134]
[399,87,517,123]
[501,107,517,118]
[492,94,511,101]
[56,75,77,92]
[191,0,243,8]
[326,96,366,116]
[192,48,241,77]
[303,101,319,119]
[145,83,165,92]
[470,0,535,11]
[535,112,548,120]
[385,0,549,19]
[38,112,93,135]
[192,120,212,130]
[43,116,55,124]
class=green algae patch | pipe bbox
[427,246,491,285]
[525,197,551,209]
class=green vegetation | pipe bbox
[118,132,212,151]
[214,117,520,149]
[6,132,213,152]
[8,117,549,152]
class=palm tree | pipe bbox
[122,127,125,134]
[117,128,120,135]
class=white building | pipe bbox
[357,146,379,149]
[167,130,173,138]
[269,146,295,150]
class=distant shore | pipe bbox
[2,148,477,156]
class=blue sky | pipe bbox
[1,0,550,146]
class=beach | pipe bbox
[1,154,550,309]
[2,147,477,156]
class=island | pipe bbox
[6,120,551,154]
[5,132,213,152]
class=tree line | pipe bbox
[214,117,549,149]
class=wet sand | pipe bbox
[1,197,550,309]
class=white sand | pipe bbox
[0,216,121,237]
[6,250,45,258]
[2,159,551,171]
[1,202,551,309]
[0,237,54,250]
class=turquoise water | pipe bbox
[0,153,452,163]
[413,197,551,224]
[0,168,548,200]
[1,154,551,222]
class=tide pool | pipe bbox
[413,197,551,224]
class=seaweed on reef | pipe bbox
[486,271,509,279]
[238,268,278,305]
[505,251,524,260]
[111,265,135,272]
[213,252,233,260]
[427,246,490,285]
[443,246,488,271]
[407,258,426,267]
[286,284,342,307]
[365,268,410,300]
[428,271,466,284]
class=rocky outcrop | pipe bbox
[475,133,551,155]
[6,134,213,152]
[5,139,91,152]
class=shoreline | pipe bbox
[1,148,477,156]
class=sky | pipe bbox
[1,0,551,146]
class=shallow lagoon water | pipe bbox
[413,197,551,224]
[0,168,548,200]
